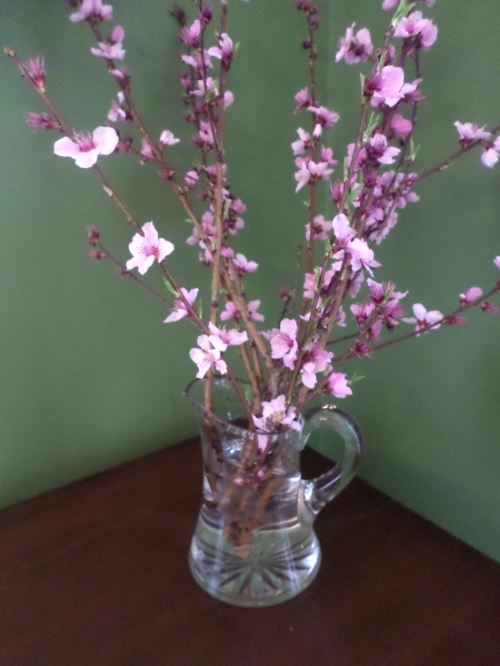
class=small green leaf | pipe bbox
[348,372,365,385]
[391,0,415,28]
[163,278,179,297]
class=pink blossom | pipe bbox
[368,133,400,165]
[220,300,264,322]
[208,322,248,346]
[221,247,234,258]
[367,66,405,108]
[459,287,483,306]
[382,0,435,10]
[69,0,112,22]
[270,319,298,366]
[107,92,127,122]
[494,257,500,270]
[347,238,381,275]
[295,160,333,192]
[454,121,490,143]
[181,51,213,71]
[91,26,125,60]
[303,269,335,300]
[207,33,233,64]
[390,113,413,137]
[193,78,234,108]
[300,342,333,389]
[307,106,339,130]
[253,396,301,433]
[348,272,365,298]
[292,128,313,155]
[164,288,198,323]
[231,199,247,214]
[186,211,215,248]
[350,303,382,339]
[321,146,338,166]
[140,138,155,160]
[159,130,180,146]
[232,253,258,275]
[400,78,424,104]
[403,303,443,333]
[346,143,367,171]
[481,137,500,168]
[305,214,333,241]
[324,372,352,399]
[110,67,130,84]
[367,278,407,329]
[394,12,438,51]
[332,214,355,247]
[194,122,215,150]
[53,126,118,168]
[190,335,227,378]
[185,170,199,188]
[126,221,174,275]
[180,20,201,47]
[294,87,312,112]
[220,301,239,321]
[336,25,373,65]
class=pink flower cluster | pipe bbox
[20,0,499,437]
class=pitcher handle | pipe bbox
[301,404,363,515]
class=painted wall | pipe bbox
[1,1,499,561]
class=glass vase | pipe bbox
[185,378,363,607]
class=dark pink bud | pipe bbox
[353,341,371,357]
[296,0,313,11]
[88,250,107,260]
[200,5,213,25]
[158,168,175,181]
[180,73,192,92]
[87,226,100,246]
[25,111,58,130]
[480,301,499,314]
[310,11,321,29]
[118,267,131,277]
[443,315,467,325]
[169,6,187,26]
[279,286,291,302]
[382,44,396,67]
[116,135,133,153]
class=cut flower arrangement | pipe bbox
[7,0,500,604]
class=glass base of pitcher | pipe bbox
[189,513,321,607]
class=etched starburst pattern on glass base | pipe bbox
[189,522,321,607]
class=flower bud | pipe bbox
[25,112,58,130]
[88,250,106,260]
[200,6,213,25]
[169,6,187,26]
[87,226,100,246]
[23,57,45,90]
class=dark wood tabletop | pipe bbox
[1,438,499,666]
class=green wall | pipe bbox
[1,1,500,562]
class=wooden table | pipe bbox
[1,438,499,666]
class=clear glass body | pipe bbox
[185,379,363,607]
